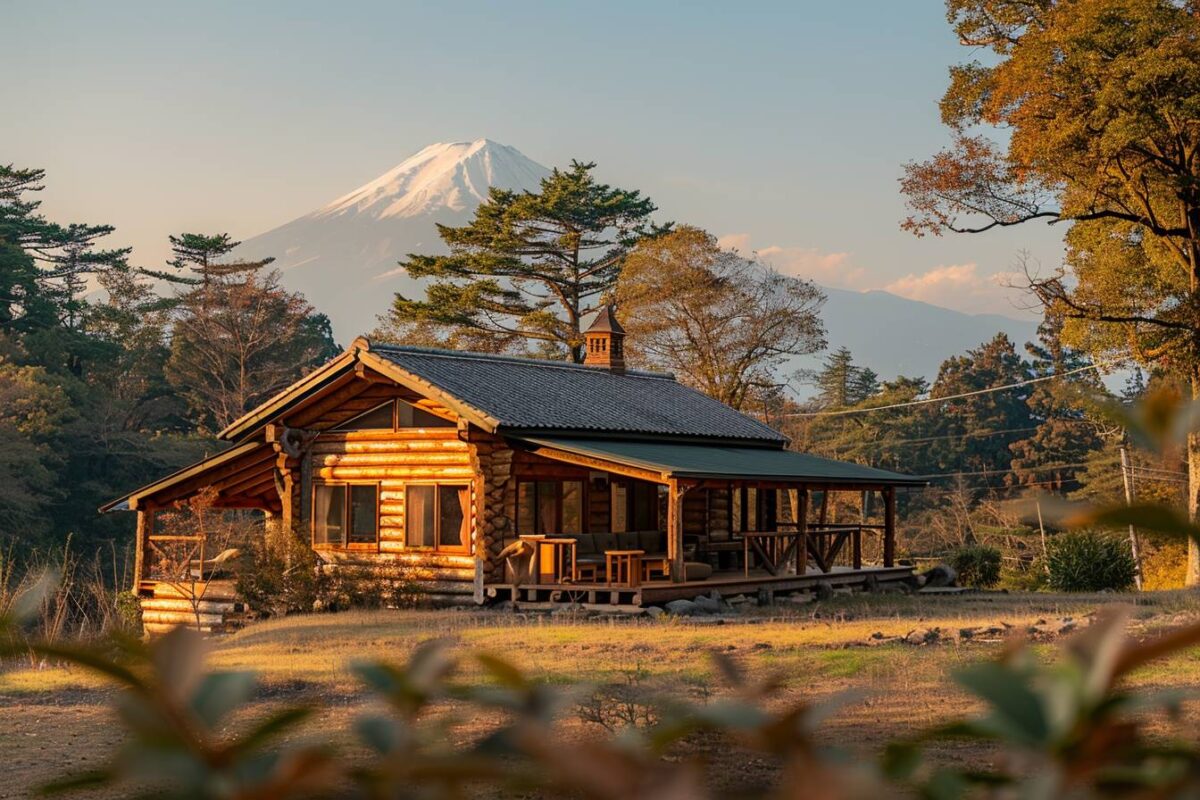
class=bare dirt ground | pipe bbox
[3,590,1199,798]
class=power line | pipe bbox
[786,361,1111,418]
[913,459,1115,480]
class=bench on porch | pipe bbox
[566,531,668,581]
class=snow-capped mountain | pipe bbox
[237,138,1039,388]
[316,139,549,221]
[234,139,550,338]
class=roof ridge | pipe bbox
[371,343,676,380]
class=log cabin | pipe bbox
[102,309,924,632]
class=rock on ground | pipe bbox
[920,564,958,588]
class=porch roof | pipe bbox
[99,441,279,513]
[515,436,926,487]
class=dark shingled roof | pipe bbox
[371,344,787,444]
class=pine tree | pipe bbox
[164,247,337,431]
[386,161,665,362]
[169,233,271,283]
[1008,315,1106,493]
[815,347,876,409]
[0,164,128,342]
[927,333,1034,479]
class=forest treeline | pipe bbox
[0,165,338,554]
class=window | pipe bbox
[313,483,378,548]
[335,399,455,431]
[516,480,584,535]
[609,480,662,532]
[398,401,453,428]
[405,484,470,551]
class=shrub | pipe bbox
[235,524,319,618]
[114,591,142,631]
[1140,539,1187,591]
[998,559,1048,592]
[1047,531,1137,592]
[949,544,1001,588]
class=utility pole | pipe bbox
[1119,440,1144,590]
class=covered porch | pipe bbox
[486,436,925,607]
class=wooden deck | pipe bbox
[482,564,916,607]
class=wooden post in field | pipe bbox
[1119,443,1144,590]
[883,487,896,568]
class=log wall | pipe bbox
[305,428,478,599]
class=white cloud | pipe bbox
[717,233,867,289]
[717,233,1030,317]
[884,262,1026,316]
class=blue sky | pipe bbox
[4,1,1063,318]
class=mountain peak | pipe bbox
[315,139,549,221]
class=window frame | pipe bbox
[311,481,381,551]
[516,479,587,536]
[333,399,456,432]
[404,481,472,554]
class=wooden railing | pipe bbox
[742,524,891,574]
[145,534,207,583]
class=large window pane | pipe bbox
[337,401,394,431]
[537,480,557,534]
[314,484,345,546]
[397,400,454,428]
[406,485,436,547]
[349,485,378,545]
[438,485,469,549]
[631,482,657,530]
[561,481,582,534]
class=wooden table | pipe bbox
[605,549,644,587]
[520,535,578,584]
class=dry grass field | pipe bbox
[3,590,1200,797]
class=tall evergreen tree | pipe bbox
[927,333,1034,479]
[815,347,876,409]
[163,235,337,431]
[1008,315,1106,492]
[387,161,665,362]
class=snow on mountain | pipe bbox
[237,138,1041,387]
[317,139,549,220]
[234,139,550,339]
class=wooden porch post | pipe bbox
[797,487,809,576]
[884,486,896,568]
[667,478,685,582]
[132,506,150,593]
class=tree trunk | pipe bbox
[1189,370,1200,585]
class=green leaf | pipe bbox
[354,715,402,755]
[189,671,257,728]
[953,662,1050,746]
[476,654,527,689]
[231,706,314,755]
[151,626,207,704]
